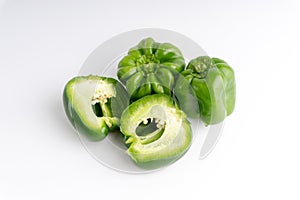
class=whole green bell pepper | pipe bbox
[120,94,192,167]
[117,37,185,101]
[63,75,129,141]
[174,56,236,125]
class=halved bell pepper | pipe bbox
[117,38,185,101]
[120,94,192,167]
[63,75,129,141]
[174,56,235,125]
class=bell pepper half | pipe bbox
[120,94,192,167]
[63,75,129,141]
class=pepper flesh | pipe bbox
[118,38,185,101]
[120,94,192,165]
[63,75,129,141]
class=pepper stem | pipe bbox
[136,54,160,65]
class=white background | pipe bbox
[1,0,300,199]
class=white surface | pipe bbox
[0,0,299,199]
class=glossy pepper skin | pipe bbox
[174,56,236,125]
[120,94,192,167]
[117,38,185,101]
[63,75,129,141]
[211,57,236,116]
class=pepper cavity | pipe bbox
[91,80,116,105]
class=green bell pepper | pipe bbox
[117,37,185,101]
[63,75,129,141]
[211,57,236,116]
[174,56,236,125]
[120,94,192,167]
